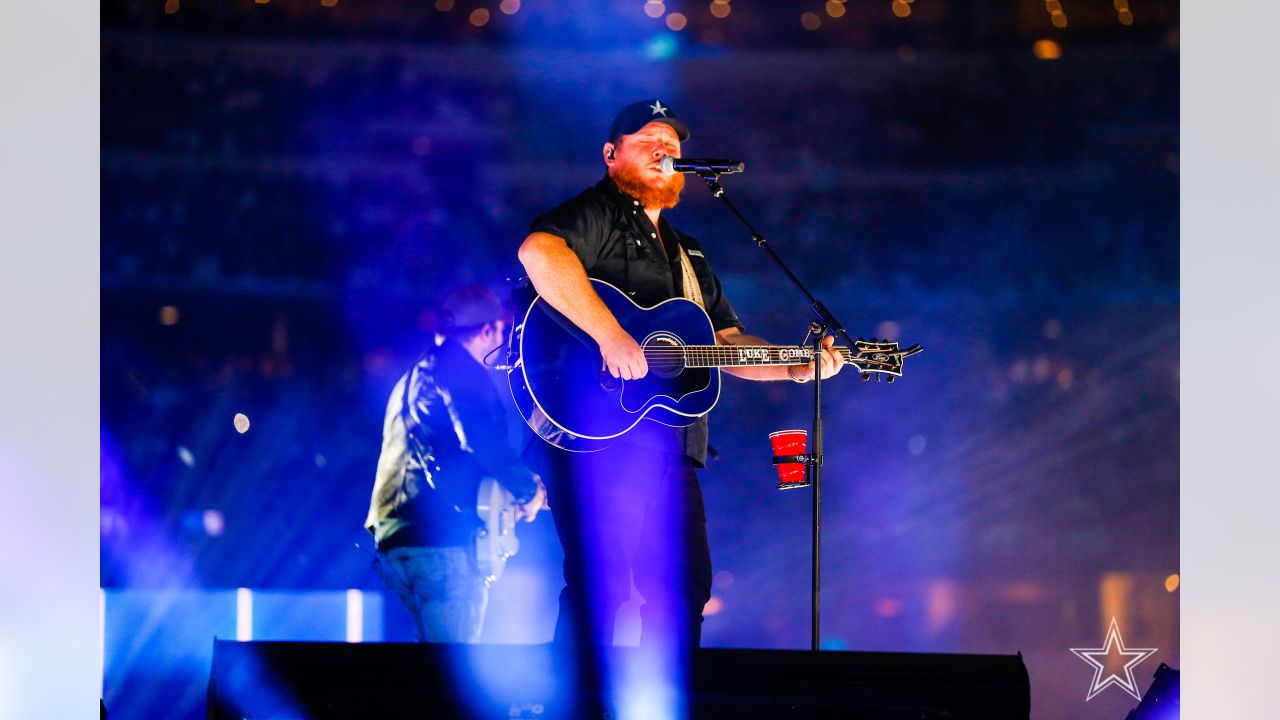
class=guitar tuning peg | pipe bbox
[886,376,895,384]
[861,373,870,381]
[869,337,879,343]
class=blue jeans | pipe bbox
[376,546,489,643]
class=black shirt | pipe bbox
[528,175,743,465]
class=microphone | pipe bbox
[659,156,746,176]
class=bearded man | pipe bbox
[517,100,845,660]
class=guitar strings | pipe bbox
[636,349,873,359]
[630,346,894,372]
[631,347,889,369]
[634,349,861,355]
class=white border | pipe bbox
[0,1,101,716]
[1182,1,1280,715]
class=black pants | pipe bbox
[542,443,714,651]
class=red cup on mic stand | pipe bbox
[769,429,811,490]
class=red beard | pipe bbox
[611,162,685,210]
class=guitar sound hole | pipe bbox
[645,335,686,379]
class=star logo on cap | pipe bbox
[1070,617,1158,701]
[649,100,669,116]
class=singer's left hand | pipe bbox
[802,335,846,381]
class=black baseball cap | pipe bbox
[440,283,504,329]
[608,99,690,142]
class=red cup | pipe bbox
[769,429,810,489]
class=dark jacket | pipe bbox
[366,340,537,549]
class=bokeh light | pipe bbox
[1034,38,1062,59]
[703,596,724,616]
[158,305,180,326]
[876,320,901,340]
[908,435,927,456]
[203,509,226,537]
[874,597,904,618]
[1056,367,1074,390]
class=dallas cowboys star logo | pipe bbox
[649,100,669,116]
[1070,617,1158,701]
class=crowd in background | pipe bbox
[101,38,1176,298]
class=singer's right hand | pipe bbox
[599,330,648,380]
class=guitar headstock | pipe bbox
[842,338,924,382]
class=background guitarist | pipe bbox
[365,283,547,643]
[516,100,846,663]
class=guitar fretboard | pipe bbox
[654,345,853,368]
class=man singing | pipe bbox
[517,99,846,658]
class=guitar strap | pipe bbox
[677,244,705,309]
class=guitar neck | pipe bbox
[672,345,852,368]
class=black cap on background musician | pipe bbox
[438,283,505,337]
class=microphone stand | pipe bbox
[695,170,859,652]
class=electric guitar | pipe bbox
[508,279,922,452]
[475,477,520,587]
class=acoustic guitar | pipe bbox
[508,279,921,452]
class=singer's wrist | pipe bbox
[787,364,810,384]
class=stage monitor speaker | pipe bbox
[208,640,1030,719]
